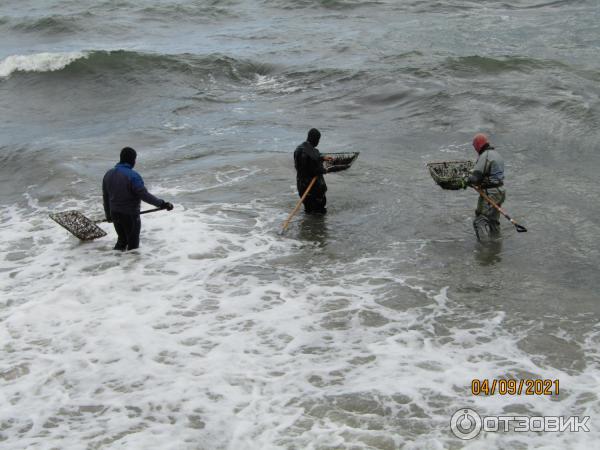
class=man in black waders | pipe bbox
[102,147,173,251]
[293,128,338,214]
[463,133,505,240]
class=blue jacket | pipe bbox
[102,162,164,218]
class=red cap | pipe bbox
[472,133,489,153]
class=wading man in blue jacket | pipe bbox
[102,147,173,251]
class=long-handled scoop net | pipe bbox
[280,152,359,234]
[427,159,527,233]
[321,152,360,172]
[427,160,474,190]
[473,187,527,233]
[50,207,163,241]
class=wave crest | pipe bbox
[0,50,275,81]
[0,52,88,78]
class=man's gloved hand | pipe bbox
[162,201,174,211]
[460,175,474,189]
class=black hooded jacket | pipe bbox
[294,141,327,196]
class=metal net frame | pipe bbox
[49,210,107,241]
[322,152,360,172]
[427,160,474,190]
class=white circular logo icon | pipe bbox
[450,408,482,440]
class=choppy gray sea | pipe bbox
[1,1,599,448]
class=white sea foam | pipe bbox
[255,74,302,94]
[151,167,261,196]
[1,198,599,449]
[0,51,87,78]
[163,121,190,131]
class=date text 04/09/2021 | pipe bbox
[471,379,560,396]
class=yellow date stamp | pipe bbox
[471,379,559,396]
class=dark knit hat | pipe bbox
[307,128,321,146]
[120,147,137,166]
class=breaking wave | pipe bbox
[0,52,88,78]
[0,51,569,81]
[0,50,275,80]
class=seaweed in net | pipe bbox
[322,152,360,172]
[427,160,474,190]
[49,210,107,241]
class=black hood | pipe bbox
[119,147,137,167]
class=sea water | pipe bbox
[1,1,599,448]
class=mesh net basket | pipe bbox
[322,152,360,171]
[49,210,107,241]
[427,160,474,190]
